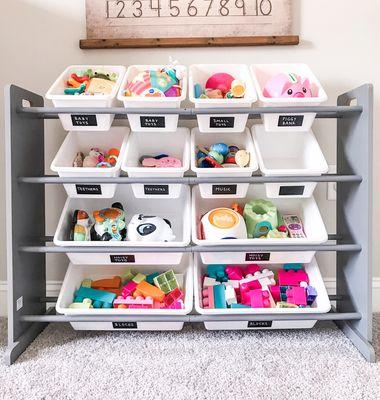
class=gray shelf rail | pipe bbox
[4,84,374,365]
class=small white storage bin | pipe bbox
[122,128,190,198]
[189,64,257,133]
[117,65,187,132]
[56,255,193,331]
[194,254,331,330]
[50,127,129,198]
[53,185,191,265]
[190,128,258,198]
[46,65,126,131]
[252,124,328,198]
[192,184,328,264]
[250,64,327,132]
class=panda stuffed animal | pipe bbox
[128,214,175,242]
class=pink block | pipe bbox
[269,285,281,303]
[164,288,184,308]
[225,265,244,280]
[125,295,154,308]
[202,286,215,308]
[286,287,307,306]
[249,289,272,308]
[121,281,137,298]
[244,264,261,276]
[166,300,184,310]
[278,269,309,287]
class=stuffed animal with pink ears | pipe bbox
[263,73,313,98]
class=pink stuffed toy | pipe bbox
[263,73,313,98]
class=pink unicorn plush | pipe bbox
[263,73,313,98]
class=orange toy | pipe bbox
[134,281,165,302]
[231,203,244,216]
[92,276,121,289]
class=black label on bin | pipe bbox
[144,185,169,195]
[278,115,304,127]
[248,321,272,328]
[110,255,136,263]
[245,252,271,262]
[212,184,237,195]
[140,116,165,128]
[71,114,98,126]
[76,184,102,195]
[279,185,305,196]
[112,322,138,329]
[209,116,235,128]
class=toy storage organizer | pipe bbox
[4,84,374,366]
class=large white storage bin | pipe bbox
[189,64,257,133]
[46,65,126,131]
[122,128,190,198]
[50,127,129,198]
[250,64,327,132]
[56,255,193,331]
[117,65,187,132]
[190,128,258,198]
[192,184,328,264]
[252,125,328,198]
[53,185,191,265]
[194,254,331,330]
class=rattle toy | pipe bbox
[64,68,118,96]
[128,214,176,242]
[194,72,246,100]
[196,144,250,168]
[73,147,119,168]
[141,155,182,168]
[90,202,126,241]
[263,73,313,98]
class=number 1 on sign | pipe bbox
[150,0,161,16]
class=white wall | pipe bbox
[0,0,378,287]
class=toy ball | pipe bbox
[108,148,120,157]
[205,73,235,94]
[208,150,224,164]
[228,145,240,153]
[128,214,176,242]
[263,73,313,98]
[210,143,229,156]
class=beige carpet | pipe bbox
[1,318,380,400]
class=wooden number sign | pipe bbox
[81,0,298,48]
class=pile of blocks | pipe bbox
[69,268,185,310]
[201,263,317,309]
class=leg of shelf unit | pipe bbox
[4,85,46,365]
[336,84,375,362]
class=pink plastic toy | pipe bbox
[205,73,235,94]
[263,73,313,98]
[121,281,137,298]
[244,264,261,276]
[202,286,215,308]
[125,295,154,309]
[225,265,244,280]
[269,285,281,302]
[142,157,182,168]
[167,300,184,309]
[278,269,309,287]
[164,288,184,308]
[286,287,307,306]
[249,289,272,308]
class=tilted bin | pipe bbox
[56,255,193,331]
[194,254,331,330]
[252,124,328,198]
[50,127,129,198]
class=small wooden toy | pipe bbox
[153,270,179,294]
[74,286,116,308]
[134,281,165,302]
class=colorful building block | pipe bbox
[134,281,165,302]
[203,276,217,287]
[132,273,146,284]
[167,300,184,310]
[81,279,92,288]
[278,269,309,287]
[286,287,307,306]
[305,285,317,305]
[153,270,179,294]
[146,272,160,285]
[207,265,228,282]
[244,264,261,276]
[248,289,272,308]
[114,295,154,309]
[230,303,250,309]
[276,302,298,308]
[225,284,237,306]
[74,286,116,308]
[164,288,184,308]
[225,265,244,280]
[283,263,303,271]
[223,280,240,290]
[202,286,215,308]
[213,284,227,309]
[269,285,281,302]
[92,276,121,290]
[121,268,135,284]
[121,281,138,298]
[69,298,92,309]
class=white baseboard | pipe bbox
[1,279,380,316]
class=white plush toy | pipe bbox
[128,214,176,242]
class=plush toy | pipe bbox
[90,202,126,241]
[128,214,175,242]
[70,210,92,241]
[263,73,313,98]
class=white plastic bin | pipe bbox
[194,254,331,330]
[252,125,328,198]
[189,64,257,133]
[122,128,190,198]
[250,64,327,132]
[46,65,126,131]
[192,184,328,264]
[50,127,129,198]
[117,65,187,132]
[53,185,191,265]
[56,256,193,331]
[191,128,258,198]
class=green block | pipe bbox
[132,272,146,284]
[81,279,92,288]
[122,268,135,284]
[153,270,179,294]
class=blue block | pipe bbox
[146,272,160,285]
[74,286,116,308]
[207,265,227,282]
[230,303,250,309]
[306,285,318,305]
[283,263,303,271]
[213,284,227,309]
